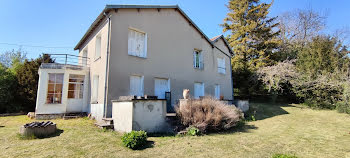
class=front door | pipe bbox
[154,78,170,99]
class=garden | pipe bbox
[1,101,349,158]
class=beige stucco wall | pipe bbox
[78,19,109,106]
[106,8,233,111]
[78,8,233,117]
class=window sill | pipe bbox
[194,67,204,71]
[94,57,101,62]
[128,54,147,59]
[45,103,62,105]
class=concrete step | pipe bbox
[63,116,78,120]
[166,113,177,117]
[95,120,114,129]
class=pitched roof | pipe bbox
[210,35,233,55]
[210,35,222,41]
[74,5,232,56]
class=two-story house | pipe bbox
[35,5,233,120]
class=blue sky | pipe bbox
[0,0,349,59]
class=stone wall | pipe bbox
[35,114,64,120]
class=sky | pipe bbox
[0,0,349,59]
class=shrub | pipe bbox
[121,130,147,149]
[272,154,298,158]
[336,83,350,114]
[187,127,201,136]
[336,102,350,114]
[176,97,243,133]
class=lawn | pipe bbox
[0,102,350,158]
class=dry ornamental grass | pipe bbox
[176,97,243,132]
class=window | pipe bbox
[193,50,203,69]
[215,84,220,99]
[217,57,226,74]
[92,75,99,102]
[128,28,147,58]
[68,75,85,99]
[130,75,144,97]
[46,73,64,104]
[194,82,204,99]
[95,35,101,59]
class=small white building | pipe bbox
[35,62,90,119]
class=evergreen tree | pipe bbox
[15,54,54,112]
[297,35,348,78]
[0,63,17,113]
[221,0,281,98]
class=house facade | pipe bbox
[35,5,233,120]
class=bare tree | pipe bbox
[278,8,327,45]
[0,48,27,68]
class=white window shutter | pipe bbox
[128,29,147,58]
[144,33,147,57]
[215,85,220,99]
[200,52,204,69]
[193,51,196,68]
[222,58,226,74]
[217,58,220,73]
[136,32,141,57]
[140,76,144,96]
[130,76,144,97]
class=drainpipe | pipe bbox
[230,57,234,102]
[103,12,112,118]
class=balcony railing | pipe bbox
[40,54,90,70]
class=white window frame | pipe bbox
[95,35,101,60]
[68,74,85,99]
[46,73,64,104]
[194,82,205,99]
[193,50,203,69]
[128,28,147,58]
[217,57,226,74]
[215,84,220,99]
[92,75,99,103]
[130,75,144,97]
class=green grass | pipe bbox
[1,102,350,158]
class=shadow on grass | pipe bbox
[207,123,259,135]
[134,141,155,150]
[246,101,290,121]
[147,132,176,137]
[36,129,64,139]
